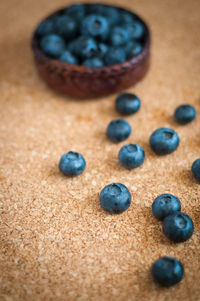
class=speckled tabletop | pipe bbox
[0,0,200,300]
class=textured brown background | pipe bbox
[0,0,200,300]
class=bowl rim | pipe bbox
[31,3,151,75]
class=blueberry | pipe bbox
[109,26,130,47]
[120,11,135,24]
[59,51,78,64]
[152,194,181,220]
[59,151,86,176]
[106,7,120,25]
[107,119,131,142]
[36,19,54,36]
[174,104,196,125]
[104,47,126,65]
[127,42,143,58]
[123,21,144,39]
[67,39,78,54]
[125,40,137,54]
[40,34,65,58]
[163,212,194,242]
[102,7,120,26]
[81,14,110,41]
[100,183,132,213]
[115,93,141,115]
[97,43,108,58]
[89,4,120,25]
[83,57,104,68]
[192,158,200,182]
[65,4,86,21]
[70,36,98,60]
[119,144,145,169]
[54,15,77,40]
[150,127,180,155]
[152,257,184,287]
[88,3,106,15]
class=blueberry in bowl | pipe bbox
[31,3,150,99]
[81,14,110,41]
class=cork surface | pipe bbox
[0,0,200,300]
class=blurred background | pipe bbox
[0,1,200,301]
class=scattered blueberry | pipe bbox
[192,158,200,182]
[127,42,143,58]
[107,119,131,142]
[59,51,78,64]
[118,144,145,169]
[109,26,130,47]
[59,151,86,176]
[40,34,65,58]
[104,47,126,65]
[115,93,141,115]
[152,256,184,287]
[83,57,104,68]
[100,183,132,213]
[152,194,181,220]
[81,14,110,41]
[124,21,144,39]
[65,4,86,21]
[54,15,78,40]
[163,212,194,242]
[36,19,54,36]
[174,104,196,125]
[150,127,180,155]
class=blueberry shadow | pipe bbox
[176,167,198,186]
[87,190,136,218]
[83,191,111,216]
[104,139,159,173]
[45,164,88,184]
[144,205,183,248]
[165,115,178,127]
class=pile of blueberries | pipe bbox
[36,3,145,68]
[59,92,199,287]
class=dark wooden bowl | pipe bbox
[31,4,151,99]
